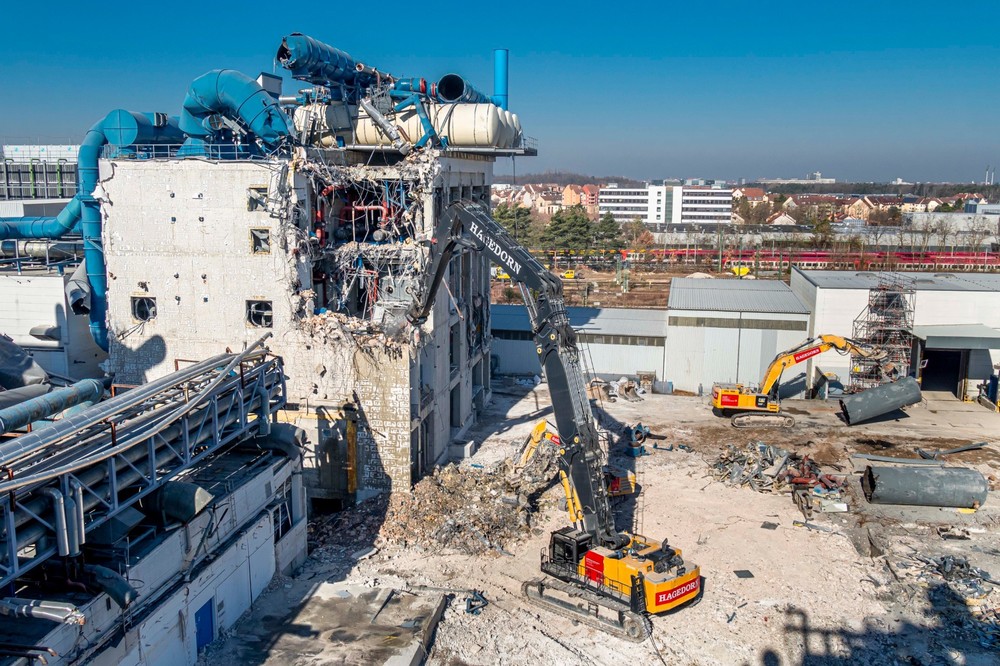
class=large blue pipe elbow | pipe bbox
[277,33,372,88]
[180,70,292,149]
[0,197,82,240]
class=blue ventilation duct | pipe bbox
[434,74,490,104]
[179,69,292,152]
[0,111,182,351]
[0,378,106,435]
[276,33,382,89]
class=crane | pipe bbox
[407,200,701,641]
[711,334,894,428]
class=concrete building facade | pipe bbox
[102,153,494,504]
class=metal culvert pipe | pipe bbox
[862,465,989,508]
[0,378,106,435]
[839,377,921,425]
[0,239,83,259]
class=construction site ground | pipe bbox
[201,384,1000,666]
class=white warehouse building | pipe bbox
[664,278,811,395]
[790,268,1000,400]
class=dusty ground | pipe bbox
[204,384,1000,666]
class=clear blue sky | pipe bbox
[2,1,998,183]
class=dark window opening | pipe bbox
[131,296,157,321]
[246,300,273,328]
[250,228,271,254]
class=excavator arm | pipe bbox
[758,334,889,398]
[407,200,626,548]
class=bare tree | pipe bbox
[935,218,954,253]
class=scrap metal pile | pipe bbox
[712,442,845,518]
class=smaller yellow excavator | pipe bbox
[711,334,894,428]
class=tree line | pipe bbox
[493,203,656,251]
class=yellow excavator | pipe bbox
[711,334,894,428]
[408,202,701,642]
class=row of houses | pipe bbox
[491,183,601,216]
[781,193,988,221]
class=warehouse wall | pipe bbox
[664,310,810,394]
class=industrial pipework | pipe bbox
[179,69,293,152]
[0,111,183,351]
[277,33,391,92]
[435,74,491,104]
[0,378,107,435]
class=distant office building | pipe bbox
[758,171,836,186]
[599,184,732,230]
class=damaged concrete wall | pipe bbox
[101,152,493,502]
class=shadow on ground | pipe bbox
[752,582,996,665]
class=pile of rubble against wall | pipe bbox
[309,440,561,558]
[380,447,560,554]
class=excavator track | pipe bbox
[522,577,651,643]
[731,412,796,429]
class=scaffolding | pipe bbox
[849,273,915,391]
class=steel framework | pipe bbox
[849,273,915,391]
[0,340,285,590]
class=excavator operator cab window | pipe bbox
[550,527,592,566]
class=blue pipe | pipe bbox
[0,378,105,435]
[179,69,292,151]
[277,33,381,89]
[493,49,509,110]
[0,110,180,350]
[435,74,490,104]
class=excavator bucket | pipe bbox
[515,420,559,472]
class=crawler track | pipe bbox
[522,577,651,643]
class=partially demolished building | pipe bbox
[99,34,533,504]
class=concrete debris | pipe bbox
[380,457,557,555]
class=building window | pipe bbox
[131,296,157,322]
[247,186,268,212]
[250,228,271,254]
[246,300,273,328]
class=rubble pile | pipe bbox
[382,452,559,555]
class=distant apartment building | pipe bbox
[599,183,732,230]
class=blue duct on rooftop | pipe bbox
[277,33,383,89]
[493,49,509,110]
[0,111,181,351]
[435,74,490,104]
[179,69,292,152]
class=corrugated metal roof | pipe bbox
[667,278,809,314]
[491,305,667,337]
[795,268,1000,292]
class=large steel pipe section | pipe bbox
[863,465,989,508]
[839,377,921,425]
[0,379,106,435]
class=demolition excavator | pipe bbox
[407,201,701,642]
[711,334,895,428]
